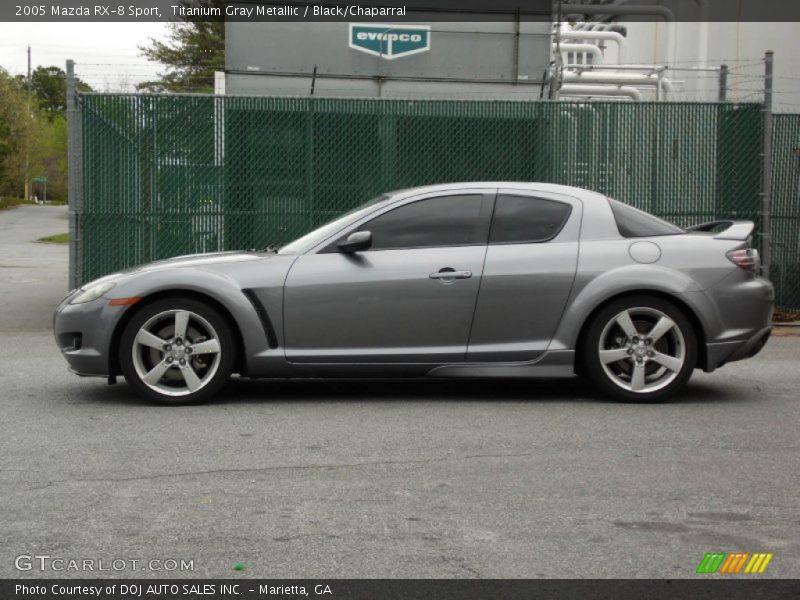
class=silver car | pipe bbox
[54,183,773,405]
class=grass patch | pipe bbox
[37,232,69,244]
[0,197,26,210]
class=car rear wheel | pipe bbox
[583,296,697,403]
[119,297,235,405]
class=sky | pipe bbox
[0,22,169,91]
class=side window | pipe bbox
[364,194,488,250]
[489,195,572,244]
[608,199,684,238]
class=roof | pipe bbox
[390,181,607,200]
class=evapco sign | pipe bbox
[348,23,431,59]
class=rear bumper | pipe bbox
[705,325,771,372]
[700,271,773,372]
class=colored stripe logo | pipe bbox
[697,552,773,574]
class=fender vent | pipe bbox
[241,289,278,349]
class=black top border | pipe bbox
[5,0,800,22]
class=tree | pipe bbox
[0,68,69,200]
[138,0,225,93]
[21,66,92,118]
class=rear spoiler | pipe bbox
[686,220,755,241]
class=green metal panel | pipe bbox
[78,95,796,309]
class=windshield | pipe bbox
[278,194,393,254]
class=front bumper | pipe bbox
[53,293,128,377]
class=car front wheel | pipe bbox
[583,296,697,403]
[119,297,235,405]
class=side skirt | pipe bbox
[426,350,576,379]
[273,351,577,380]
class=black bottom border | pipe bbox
[3,579,800,600]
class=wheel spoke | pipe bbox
[174,311,190,339]
[136,329,166,350]
[615,310,639,339]
[648,316,676,343]
[142,359,171,385]
[651,351,683,373]
[134,308,222,397]
[181,364,203,392]
[599,347,630,364]
[192,339,220,354]
[630,363,647,391]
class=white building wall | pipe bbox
[620,21,800,111]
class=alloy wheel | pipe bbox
[597,307,686,393]
[131,309,222,397]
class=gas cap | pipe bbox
[628,241,661,264]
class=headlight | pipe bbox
[70,282,116,304]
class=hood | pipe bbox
[77,250,284,292]
[81,251,261,284]
[124,250,265,274]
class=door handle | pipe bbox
[429,268,472,281]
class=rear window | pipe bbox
[608,199,684,238]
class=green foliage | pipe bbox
[21,66,92,117]
[0,196,26,210]
[138,0,225,93]
[0,67,69,200]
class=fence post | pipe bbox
[305,98,315,230]
[718,64,728,101]
[761,51,774,280]
[66,59,82,290]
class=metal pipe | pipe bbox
[563,70,675,93]
[563,64,668,72]
[551,0,563,100]
[564,3,675,68]
[224,68,546,87]
[718,64,728,101]
[66,59,81,290]
[562,4,676,22]
[761,50,774,280]
[561,30,627,63]
[513,8,520,84]
[559,84,644,101]
[656,70,662,101]
[558,42,603,65]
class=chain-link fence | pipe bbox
[73,94,798,309]
[771,113,800,309]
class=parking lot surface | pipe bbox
[1,205,798,578]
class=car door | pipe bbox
[283,190,495,363]
[466,189,582,362]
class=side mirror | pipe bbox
[338,230,372,254]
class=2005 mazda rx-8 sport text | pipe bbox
[54,183,774,405]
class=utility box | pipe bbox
[225,20,553,99]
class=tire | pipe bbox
[582,295,697,403]
[119,297,235,405]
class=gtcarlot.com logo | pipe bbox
[696,552,773,574]
[15,554,194,572]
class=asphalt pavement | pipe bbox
[1,204,798,579]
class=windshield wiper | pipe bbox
[248,245,281,253]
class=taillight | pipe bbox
[726,248,760,272]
